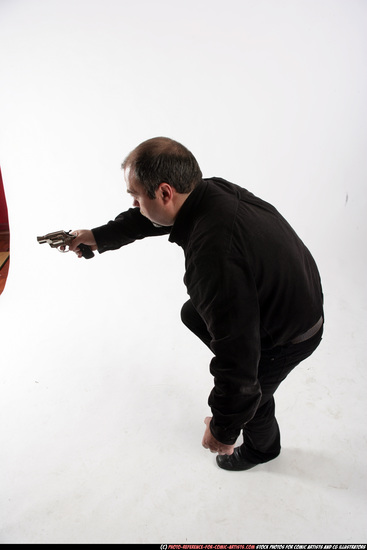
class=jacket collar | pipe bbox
[169,180,207,247]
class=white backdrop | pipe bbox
[0,0,366,544]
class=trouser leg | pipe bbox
[241,395,281,463]
[181,299,323,462]
[241,331,323,463]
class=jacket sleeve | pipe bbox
[185,252,262,445]
[91,207,171,253]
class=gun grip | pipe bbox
[79,243,95,259]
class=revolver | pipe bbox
[37,230,95,259]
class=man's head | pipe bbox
[122,137,202,226]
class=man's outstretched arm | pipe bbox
[69,207,171,257]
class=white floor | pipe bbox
[0,234,366,544]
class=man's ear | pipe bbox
[158,182,174,203]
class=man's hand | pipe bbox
[68,229,98,258]
[202,416,235,456]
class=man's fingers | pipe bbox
[202,415,235,454]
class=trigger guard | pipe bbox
[57,246,69,253]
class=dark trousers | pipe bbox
[181,299,323,463]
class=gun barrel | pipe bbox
[37,230,94,258]
[37,231,71,248]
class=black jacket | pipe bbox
[92,177,324,444]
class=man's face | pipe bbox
[124,167,172,227]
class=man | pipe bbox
[70,137,324,471]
